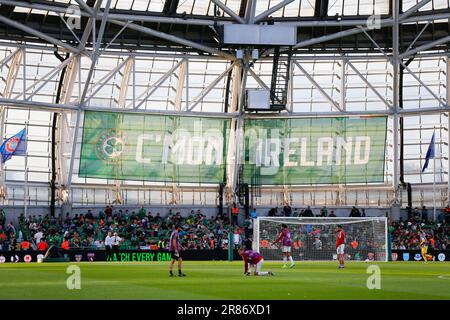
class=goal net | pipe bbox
[253,217,388,262]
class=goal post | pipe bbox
[253,217,388,262]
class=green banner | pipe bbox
[79,111,230,183]
[243,117,387,185]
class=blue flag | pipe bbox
[421,131,435,173]
[0,128,27,163]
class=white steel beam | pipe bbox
[68,0,112,191]
[0,15,79,54]
[118,57,134,109]
[245,0,257,24]
[294,61,343,112]
[0,48,21,69]
[58,57,81,188]
[253,0,296,23]
[401,62,447,107]
[293,0,432,50]
[13,56,75,101]
[187,62,237,112]
[210,0,245,24]
[400,35,450,60]
[0,49,23,195]
[132,59,185,110]
[174,59,187,111]
[84,56,132,104]
[447,55,450,205]
[110,20,237,61]
[346,61,393,109]
[247,68,270,91]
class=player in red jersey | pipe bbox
[238,247,274,276]
[272,223,295,268]
[335,225,346,269]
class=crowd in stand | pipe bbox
[0,205,449,252]
[0,207,238,252]
[390,217,450,250]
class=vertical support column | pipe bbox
[0,49,22,199]
[24,122,29,217]
[447,55,450,205]
[174,59,187,111]
[132,54,136,109]
[185,59,189,111]
[245,0,257,24]
[118,57,134,109]
[59,56,80,189]
[22,47,26,100]
[287,60,294,113]
[340,57,346,111]
[392,0,400,207]
[233,58,249,202]
[226,64,241,199]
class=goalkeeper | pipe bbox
[419,231,434,262]
[238,247,274,276]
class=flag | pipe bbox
[0,128,27,163]
[421,131,435,173]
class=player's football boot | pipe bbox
[178,273,187,277]
[268,271,275,276]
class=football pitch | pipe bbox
[0,261,449,300]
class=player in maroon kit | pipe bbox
[335,225,346,269]
[238,247,274,276]
[272,223,295,268]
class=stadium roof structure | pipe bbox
[0,0,450,54]
[0,0,449,213]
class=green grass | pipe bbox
[0,261,449,300]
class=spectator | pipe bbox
[320,206,328,217]
[233,228,241,248]
[421,206,428,221]
[20,239,31,251]
[313,237,322,250]
[0,209,5,228]
[61,238,70,250]
[443,205,450,219]
[250,208,257,220]
[268,207,277,217]
[37,238,49,251]
[438,210,446,223]
[303,206,313,217]
[412,207,421,221]
[349,207,361,217]
[105,205,112,218]
[283,204,292,217]
[231,203,239,225]
[328,210,336,217]
[34,228,44,244]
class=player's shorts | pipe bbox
[421,246,428,255]
[282,246,291,253]
[336,244,345,255]
[171,250,182,260]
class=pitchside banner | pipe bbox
[79,111,230,183]
[243,117,387,185]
